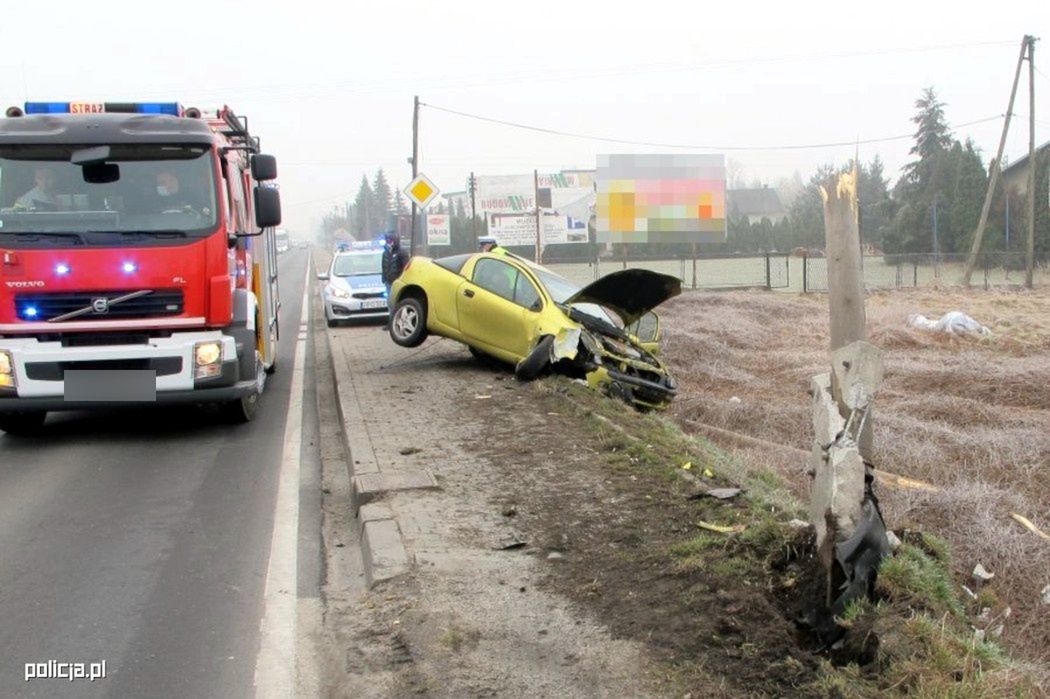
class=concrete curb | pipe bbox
[325,320,423,588]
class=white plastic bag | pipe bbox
[908,311,991,336]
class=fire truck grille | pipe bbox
[25,357,183,381]
[15,290,184,322]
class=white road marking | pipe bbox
[254,255,311,698]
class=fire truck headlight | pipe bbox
[193,342,223,378]
[0,351,14,388]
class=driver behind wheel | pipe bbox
[155,170,204,215]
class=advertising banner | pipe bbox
[476,173,595,215]
[425,214,451,246]
[596,154,726,244]
[488,213,589,247]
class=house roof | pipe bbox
[1002,140,1050,177]
[726,188,785,218]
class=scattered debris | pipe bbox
[885,530,902,551]
[1041,584,1050,605]
[398,446,422,456]
[961,585,978,600]
[547,551,565,560]
[474,394,492,400]
[704,488,742,500]
[681,461,692,470]
[973,563,995,584]
[495,533,527,550]
[697,520,745,534]
[501,505,518,518]
[729,396,742,404]
[1010,512,1050,541]
[702,468,715,478]
[907,310,992,336]
[788,518,810,530]
[875,470,940,492]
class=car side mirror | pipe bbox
[317,272,330,281]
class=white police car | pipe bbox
[318,241,388,326]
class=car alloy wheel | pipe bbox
[392,304,419,341]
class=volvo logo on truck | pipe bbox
[92,298,110,314]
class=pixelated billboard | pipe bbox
[596,154,726,244]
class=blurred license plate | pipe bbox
[64,369,157,402]
[362,299,387,310]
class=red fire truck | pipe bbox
[0,101,283,434]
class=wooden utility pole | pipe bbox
[964,37,1029,286]
[410,95,420,255]
[1026,37,1036,289]
[533,169,541,263]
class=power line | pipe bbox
[116,39,1018,100]
[421,102,1004,152]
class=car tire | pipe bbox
[0,411,47,436]
[390,298,428,348]
[606,380,635,405]
[326,317,338,328]
[468,345,487,361]
[515,335,553,381]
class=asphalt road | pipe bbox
[0,248,320,699]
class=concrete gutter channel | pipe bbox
[322,318,438,588]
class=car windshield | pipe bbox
[0,144,218,241]
[530,263,621,327]
[333,252,382,276]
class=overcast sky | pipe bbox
[2,1,1046,235]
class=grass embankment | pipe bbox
[535,379,1041,698]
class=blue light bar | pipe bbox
[24,102,72,114]
[23,306,39,319]
[134,103,182,115]
[22,102,183,116]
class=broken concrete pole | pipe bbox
[808,173,892,628]
[830,341,883,462]
[809,372,867,604]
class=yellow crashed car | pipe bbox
[388,251,681,409]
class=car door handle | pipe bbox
[463,289,475,298]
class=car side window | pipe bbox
[514,273,542,311]
[473,258,517,302]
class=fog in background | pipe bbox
[1,0,1045,237]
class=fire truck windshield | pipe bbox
[0,144,218,243]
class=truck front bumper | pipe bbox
[0,331,253,413]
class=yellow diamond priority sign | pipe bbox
[405,173,439,209]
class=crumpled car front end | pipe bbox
[570,310,677,410]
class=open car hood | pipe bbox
[564,269,682,325]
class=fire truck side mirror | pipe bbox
[254,186,282,229]
[251,154,278,181]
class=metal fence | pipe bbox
[542,251,1045,293]
[800,252,1040,292]
[544,253,791,291]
